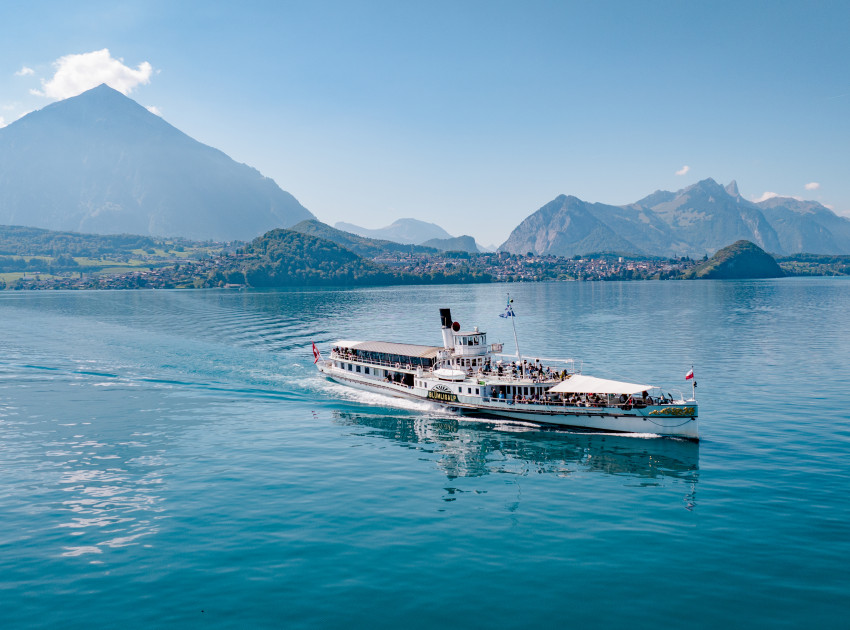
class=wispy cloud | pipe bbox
[675,165,690,176]
[15,66,34,77]
[31,49,153,100]
[0,115,6,128]
[804,182,820,190]
[146,105,162,117]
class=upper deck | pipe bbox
[332,340,442,369]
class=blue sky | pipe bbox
[2,0,848,245]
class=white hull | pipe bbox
[319,362,698,440]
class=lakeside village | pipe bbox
[2,245,848,291]
[0,249,702,290]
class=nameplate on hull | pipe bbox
[427,384,458,403]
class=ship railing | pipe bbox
[480,396,677,409]
[478,373,564,384]
[329,351,429,372]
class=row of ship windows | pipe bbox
[340,362,487,398]
[339,362,371,374]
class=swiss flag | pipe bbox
[312,342,321,364]
[685,369,694,380]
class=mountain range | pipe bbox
[2,85,847,257]
[499,179,850,257]
[335,218,453,244]
[0,84,314,241]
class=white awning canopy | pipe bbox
[547,374,655,395]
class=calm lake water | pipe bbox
[1,279,848,628]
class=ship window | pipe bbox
[364,367,369,374]
[458,386,462,393]
[468,388,472,394]
[356,365,361,372]
[475,388,480,395]
[347,363,352,371]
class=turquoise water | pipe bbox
[1,280,848,628]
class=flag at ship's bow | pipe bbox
[499,298,515,318]
[312,342,321,364]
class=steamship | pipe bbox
[315,307,699,440]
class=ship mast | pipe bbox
[506,293,522,375]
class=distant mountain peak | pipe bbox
[0,84,314,240]
[725,180,740,197]
[688,177,724,193]
[334,218,453,245]
[89,82,122,95]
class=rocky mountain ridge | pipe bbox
[500,179,850,257]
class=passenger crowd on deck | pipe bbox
[486,388,671,408]
[331,346,673,407]
[475,358,567,382]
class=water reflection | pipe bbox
[332,411,699,506]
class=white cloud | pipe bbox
[15,66,34,77]
[0,116,6,128]
[753,191,805,203]
[31,49,153,100]
[824,204,834,210]
[804,182,820,190]
[675,165,690,176]
[146,105,162,116]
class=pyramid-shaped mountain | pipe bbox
[0,84,314,241]
[501,178,850,257]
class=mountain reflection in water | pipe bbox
[332,412,699,505]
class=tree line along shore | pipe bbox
[1,225,848,291]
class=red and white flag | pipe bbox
[312,342,321,364]
[685,369,694,380]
